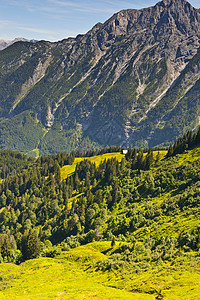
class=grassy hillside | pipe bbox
[0,247,153,300]
[0,241,199,299]
[60,152,124,180]
[0,137,200,299]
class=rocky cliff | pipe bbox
[0,0,200,154]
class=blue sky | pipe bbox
[0,0,199,41]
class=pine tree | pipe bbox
[111,235,116,247]
[21,230,40,260]
[0,234,11,259]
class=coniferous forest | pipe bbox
[0,129,200,299]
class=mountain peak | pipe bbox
[0,0,200,154]
[0,37,36,51]
[157,0,189,5]
[156,0,195,10]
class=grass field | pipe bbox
[60,152,124,180]
[0,241,199,299]
[60,151,168,181]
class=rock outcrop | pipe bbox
[0,0,200,154]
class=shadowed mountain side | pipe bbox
[0,0,200,154]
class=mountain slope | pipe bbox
[0,38,32,51]
[0,0,200,154]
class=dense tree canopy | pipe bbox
[0,140,199,263]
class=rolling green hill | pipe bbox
[0,130,200,298]
[0,240,199,299]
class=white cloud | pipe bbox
[17,25,78,41]
[0,0,53,14]
[47,0,115,14]
[17,26,56,35]
[48,0,81,8]
[0,20,13,28]
[45,0,151,15]
[1,0,35,10]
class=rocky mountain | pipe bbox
[0,38,36,50]
[0,0,200,155]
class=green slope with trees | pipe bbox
[0,131,200,298]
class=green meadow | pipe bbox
[60,152,124,180]
[60,151,167,180]
[0,241,200,299]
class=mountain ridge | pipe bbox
[0,37,37,50]
[0,0,200,155]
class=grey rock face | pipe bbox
[0,0,200,154]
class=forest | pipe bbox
[0,128,199,269]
